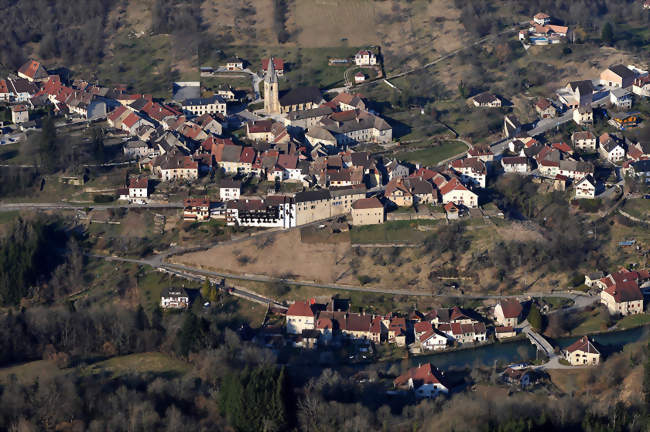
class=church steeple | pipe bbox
[264,56,280,114]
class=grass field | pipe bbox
[572,310,609,335]
[0,360,63,383]
[83,352,190,378]
[621,199,650,220]
[394,140,467,166]
[617,313,650,330]
[349,220,441,244]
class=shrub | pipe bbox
[93,194,115,203]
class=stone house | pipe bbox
[286,301,315,335]
[564,336,600,366]
[351,197,384,225]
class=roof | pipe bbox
[248,119,273,134]
[604,279,643,303]
[352,197,382,210]
[277,154,298,170]
[129,177,148,189]
[568,80,594,95]
[346,313,371,332]
[535,98,553,110]
[497,299,523,319]
[572,131,595,141]
[262,58,284,70]
[279,86,322,107]
[393,363,447,388]
[473,92,499,104]
[495,326,515,334]
[502,156,529,165]
[182,95,224,106]
[565,336,600,355]
[161,287,188,298]
[607,64,635,81]
[220,178,241,189]
[294,189,331,203]
[18,60,47,80]
[184,198,210,207]
[534,12,550,19]
[287,301,314,317]
[122,112,141,128]
[439,177,471,196]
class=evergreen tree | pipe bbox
[601,22,614,45]
[176,311,199,356]
[527,304,543,332]
[37,116,59,173]
[90,126,105,163]
[201,278,210,300]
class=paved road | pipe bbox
[527,110,574,136]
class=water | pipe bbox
[402,325,650,370]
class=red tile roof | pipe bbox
[262,58,284,71]
[497,299,523,319]
[184,198,210,207]
[247,119,273,134]
[122,112,141,128]
[287,301,314,317]
[18,60,45,79]
[239,147,256,164]
[565,336,599,354]
[439,177,469,196]
[129,177,148,189]
[393,363,447,388]
[107,106,129,122]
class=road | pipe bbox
[527,110,574,136]
[0,202,184,212]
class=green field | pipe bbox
[621,199,650,220]
[616,313,650,330]
[350,220,440,244]
[394,140,467,166]
[83,352,190,378]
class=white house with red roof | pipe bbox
[449,158,487,188]
[128,177,149,202]
[11,105,29,124]
[439,177,478,208]
[286,301,315,334]
[599,270,645,316]
[393,363,449,398]
[563,336,600,366]
[494,299,523,327]
[17,60,49,82]
[354,50,377,66]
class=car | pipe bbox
[644,195,650,200]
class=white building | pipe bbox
[610,88,633,110]
[11,105,29,124]
[219,179,241,201]
[501,156,530,174]
[575,176,596,199]
[354,50,377,66]
[160,287,190,309]
[285,301,315,334]
[128,177,149,202]
[182,95,227,116]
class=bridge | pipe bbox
[523,327,554,357]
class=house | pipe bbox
[387,316,407,346]
[354,50,377,66]
[494,299,523,327]
[561,80,593,108]
[626,159,650,179]
[384,159,410,180]
[495,326,517,340]
[124,140,155,159]
[317,109,392,145]
[439,177,478,208]
[575,175,596,199]
[645,0,650,9]
[128,177,148,201]
[573,106,593,125]
[341,313,373,340]
[467,147,494,164]
[600,274,644,316]
[182,95,227,116]
[610,88,633,109]
[219,179,241,201]
[384,179,413,207]
[533,12,551,25]
[155,150,199,181]
[501,156,530,174]
[184,198,211,221]
[351,197,384,225]
[226,197,294,228]
[331,92,367,111]
[354,72,366,84]
[444,202,459,219]
[418,328,450,351]
[261,58,284,76]
[627,141,650,161]
[10,105,29,124]
[286,301,315,334]
[160,287,190,309]
[610,112,641,130]
[600,64,635,89]
[535,98,556,118]
[472,92,501,107]
[285,106,333,129]
[572,131,597,151]
[225,57,244,70]
[393,363,449,398]
[633,75,650,97]
[450,158,487,188]
[584,271,605,287]
[5,77,40,102]
[294,190,332,226]
[599,134,625,162]
[17,60,48,82]
[563,336,600,366]
[213,144,243,174]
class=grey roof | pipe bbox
[129,98,149,111]
[182,95,224,106]
[610,88,631,98]
[568,80,594,95]
[221,145,242,162]
[287,106,333,121]
[559,159,593,173]
[279,87,323,107]
[294,189,331,203]
[172,83,200,101]
[608,64,635,80]
[265,56,277,84]
[307,126,337,142]
[473,92,499,104]
[320,111,391,135]
[220,178,242,188]
[125,140,148,148]
[330,185,366,197]
[631,160,650,173]
[601,139,622,153]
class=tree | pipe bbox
[601,22,614,45]
[527,304,543,332]
[36,116,59,173]
[201,278,211,300]
[90,126,105,163]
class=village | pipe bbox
[1,10,650,402]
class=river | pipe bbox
[403,325,650,370]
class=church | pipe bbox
[264,57,323,115]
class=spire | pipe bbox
[265,57,277,84]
